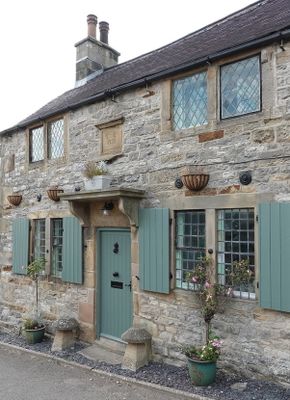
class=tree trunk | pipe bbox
[205,321,210,343]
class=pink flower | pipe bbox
[192,276,198,283]
[211,339,223,348]
[205,281,211,289]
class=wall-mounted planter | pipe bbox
[7,194,22,206]
[84,175,112,191]
[181,174,209,191]
[47,187,64,202]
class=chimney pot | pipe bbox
[87,14,98,38]
[99,21,109,44]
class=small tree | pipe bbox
[26,258,46,316]
[187,255,253,344]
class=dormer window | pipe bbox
[29,117,65,163]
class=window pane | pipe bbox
[33,219,45,260]
[48,119,64,159]
[51,219,63,278]
[217,208,255,299]
[175,211,206,290]
[221,56,260,119]
[30,126,44,162]
[172,72,207,130]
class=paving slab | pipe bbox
[79,343,124,364]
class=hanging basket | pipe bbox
[181,174,209,191]
[47,187,64,202]
[7,194,22,206]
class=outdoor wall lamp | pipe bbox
[103,201,114,216]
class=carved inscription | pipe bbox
[101,125,122,155]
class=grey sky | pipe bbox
[0,0,254,131]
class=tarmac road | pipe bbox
[0,345,191,400]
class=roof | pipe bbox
[3,0,290,134]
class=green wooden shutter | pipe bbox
[139,208,170,294]
[12,218,29,275]
[259,202,290,311]
[62,216,83,284]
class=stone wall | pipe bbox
[0,267,89,335]
[135,289,290,384]
[1,42,290,383]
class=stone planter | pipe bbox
[84,175,112,191]
[187,357,217,386]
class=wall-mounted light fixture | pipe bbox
[102,201,114,216]
[36,194,42,202]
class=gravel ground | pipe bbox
[0,331,289,400]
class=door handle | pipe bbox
[125,281,132,292]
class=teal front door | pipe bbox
[99,229,132,339]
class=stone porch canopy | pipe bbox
[59,188,145,228]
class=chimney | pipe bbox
[99,21,109,44]
[87,14,98,38]
[74,15,120,87]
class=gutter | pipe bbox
[2,28,290,136]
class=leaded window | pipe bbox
[30,126,44,162]
[33,219,46,260]
[220,55,261,119]
[217,208,255,298]
[51,219,63,278]
[175,211,206,289]
[48,118,64,159]
[172,72,207,130]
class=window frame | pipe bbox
[31,218,46,261]
[216,208,255,300]
[174,207,256,299]
[219,53,262,120]
[28,116,65,164]
[29,125,45,163]
[50,218,64,278]
[175,210,206,290]
[171,70,208,131]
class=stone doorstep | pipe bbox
[78,337,126,365]
[97,336,127,354]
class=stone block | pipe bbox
[51,318,79,352]
[251,128,274,143]
[121,327,152,371]
[52,330,75,352]
[79,302,94,324]
[198,130,224,143]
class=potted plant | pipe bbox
[83,160,112,190]
[23,257,46,343]
[23,317,45,344]
[182,256,253,386]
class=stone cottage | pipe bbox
[1,0,290,383]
